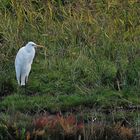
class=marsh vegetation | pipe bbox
[0,0,140,139]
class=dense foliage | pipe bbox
[0,0,140,112]
[0,0,140,139]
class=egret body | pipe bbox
[15,41,43,86]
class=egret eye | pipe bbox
[31,44,36,47]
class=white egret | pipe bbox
[15,41,44,86]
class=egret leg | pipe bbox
[17,85,20,94]
[25,76,27,94]
[24,86,27,94]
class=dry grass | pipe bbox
[0,1,140,139]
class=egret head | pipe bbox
[26,41,44,48]
[26,42,37,48]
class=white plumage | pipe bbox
[15,41,37,86]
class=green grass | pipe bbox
[0,0,140,113]
[0,88,139,113]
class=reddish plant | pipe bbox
[33,113,84,136]
[33,116,49,128]
[57,114,84,135]
[33,115,57,129]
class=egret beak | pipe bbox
[36,45,44,48]
[36,44,47,51]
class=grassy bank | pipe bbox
[0,0,140,112]
[0,1,140,138]
[0,0,140,140]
